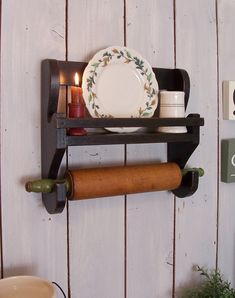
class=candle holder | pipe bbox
[68,101,87,136]
[68,72,87,136]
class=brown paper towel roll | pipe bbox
[66,162,182,200]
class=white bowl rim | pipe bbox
[0,275,55,294]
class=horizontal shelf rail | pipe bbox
[56,115,204,128]
[66,132,195,146]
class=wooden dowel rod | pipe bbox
[66,162,182,200]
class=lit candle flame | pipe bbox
[74,72,79,86]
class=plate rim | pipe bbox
[82,46,159,132]
[82,46,159,118]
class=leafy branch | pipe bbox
[181,266,235,298]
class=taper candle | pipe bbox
[68,72,86,136]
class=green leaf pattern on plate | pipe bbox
[86,48,157,118]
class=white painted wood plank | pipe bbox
[174,0,218,293]
[126,0,174,68]
[1,0,68,295]
[68,1,125,297]
[126,1,175,297]
[0,1,1,275]
[217,0,235,287]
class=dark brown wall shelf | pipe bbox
[41,59,204,214]
[52,113,203,146]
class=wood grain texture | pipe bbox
[67,1,125,297]
[217,0,235,287]
[1,0,68,295]
[125,1,175,297]
[174,0,218,293]
[68,163,182,200]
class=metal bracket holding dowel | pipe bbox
[40,59,204,214]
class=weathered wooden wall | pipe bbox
[0,0,234,297]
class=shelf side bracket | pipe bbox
[41,59,67,213]
[168,114,201,198]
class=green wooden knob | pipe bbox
[25,179,69,193]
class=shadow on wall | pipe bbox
[175,266,203,297]
[2,265,38,278]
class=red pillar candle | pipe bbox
[68,73,86,136]
[71,73,83,104]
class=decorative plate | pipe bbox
[82,46,159,133]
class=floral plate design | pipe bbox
[82,46,159,133]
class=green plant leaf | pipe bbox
[146,72,152,82]
[91,62,100,68]
[180,266,235,298]
[126,50,132,59]
[142,112,151,117]
[88,93,92,103]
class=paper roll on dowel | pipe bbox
[26,163,204,200]
[66,162,182,200]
